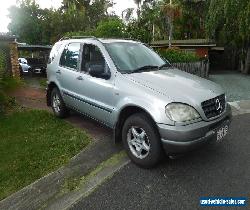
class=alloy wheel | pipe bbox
[52,93,61,113]
[127,126,151,159]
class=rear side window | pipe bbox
[60,43,81,70]
[48,42,62,64]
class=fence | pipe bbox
[171,60,209,78]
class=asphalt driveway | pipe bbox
[210,72,250,102]
[70,113,250,210]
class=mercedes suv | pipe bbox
[46,37,232,168]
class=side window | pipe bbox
[60,43,81,70]
[81,44,109,74]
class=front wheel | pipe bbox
[51,88,69,118]
[122,113,163,168]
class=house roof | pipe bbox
[151,39,216,48]
[17,44,52,51]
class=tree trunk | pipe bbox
[244,45,250,74]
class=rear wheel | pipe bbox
[122,113,163,168]
[51,88,69,118]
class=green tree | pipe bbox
[8,0,114,44]
[206,0,250,73]
[125,0,162,43]
[177,0,208,39]
[95,18,126,38]
[8,0,45,44]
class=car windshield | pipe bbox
[105,42,170,73]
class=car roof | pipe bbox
[58,38,139,45]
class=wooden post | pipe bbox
[9,41,20,78]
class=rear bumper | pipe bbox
[30,66,47,74]
[158,104,232,155]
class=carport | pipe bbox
[17,44,52,76]
[17,44,52,61]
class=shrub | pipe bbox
[157,48,200,63]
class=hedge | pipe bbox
[157,48,200,63]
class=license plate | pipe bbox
[216,125,229,142]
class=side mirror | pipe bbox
[88,64,111,80]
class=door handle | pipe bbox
[56,70,61,74]
[76,76,83,80]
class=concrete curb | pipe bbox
[228,100,250,116]
[46,152,130,210]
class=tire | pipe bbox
[122,113,163,168]
[51,87,69,118]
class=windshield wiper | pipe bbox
[159,63,172,70]
[130,65,159,73]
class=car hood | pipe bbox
[124,68,224,106]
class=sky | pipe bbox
[0,0,137,33]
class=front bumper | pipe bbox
[158,104,232,155]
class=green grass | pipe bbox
[0,110,91,200]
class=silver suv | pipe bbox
[46,37,232,167]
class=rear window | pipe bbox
[48,42,62,64]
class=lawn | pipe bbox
[0,110,91,200]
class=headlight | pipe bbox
[165,103,200,122]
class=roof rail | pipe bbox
[59,36,98,41]
[59,36,70,41]
[72,36,97,39]
[122,38,141,42]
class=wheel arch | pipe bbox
[46,81,59,106]
[114,105,158,143]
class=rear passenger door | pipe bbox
[58,42,82,108]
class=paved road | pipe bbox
[70,114,250,210]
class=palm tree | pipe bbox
[133,0,142,18]
[122,8,134,22]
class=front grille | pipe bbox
[201,94,226,119]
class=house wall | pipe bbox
[195,47,209,57]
